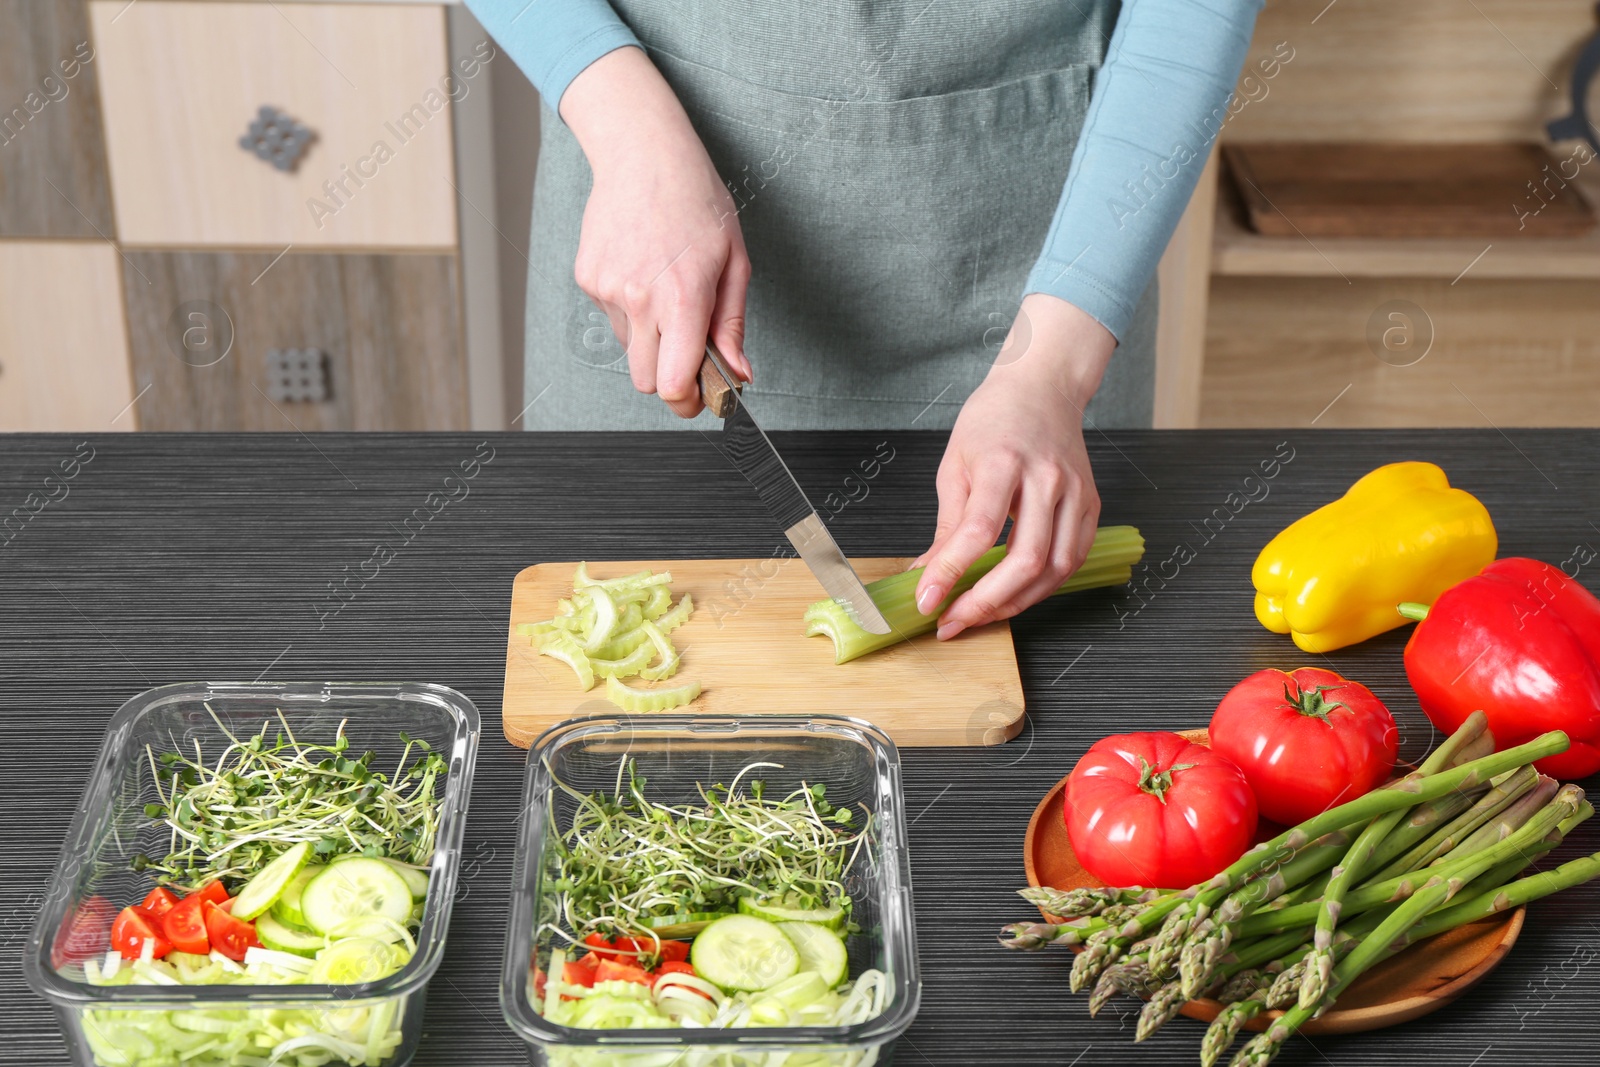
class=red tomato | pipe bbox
[202,900,259,961]
[562,959,599,988]
[140,888,179,918]
[55,897,117,967]
[111,906,173,960]
[594,958,653,985]
[1209,667,1399,826]
[191,882,230,907]
[656,940,691,964]
[1065,731,1258,890]
[160,894,211,955]
[655,960,696,977]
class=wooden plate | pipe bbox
[1023,729,1525,1035]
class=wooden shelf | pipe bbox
[1211,171,1600,281]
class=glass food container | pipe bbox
[501,713,920,1067]
[25,681,481,1067]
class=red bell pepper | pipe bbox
[1401,557,1600,779]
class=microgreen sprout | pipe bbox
[133,705,446,892]
[547,757,870,943]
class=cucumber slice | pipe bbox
[641,911,732,938]
[306,937,404,986]
[763,970,830,1009]
[254,912,326,958]
[331,854,430,900]
[776,922,848,988]
[298,858,413,936]
[689,914,799,993]
[738,895,846,930]
[271,863,325,930]
[231,842,311,921]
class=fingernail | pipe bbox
[936,622,964,641]
[916,585,942,615]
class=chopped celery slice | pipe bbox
[591,642,654,679]
[656,593,694,633]
[525,567,699,704]
[582,585,620,653]
[532,631,596,690]
[605,674,701,712]
[574,562,673,592]
[642,585,672,620]
[640,654,681,682]
[805,525,1145,664]
[594,625,652,660]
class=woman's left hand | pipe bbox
[912,294,1117,639]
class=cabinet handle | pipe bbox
[239,106,316,173]
[265,348,330,403]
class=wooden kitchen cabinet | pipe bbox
[122,250,467,430]
[0,242,135,430]
[89,0,459,249]
[0,0,115,238]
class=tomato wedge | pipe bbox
[160,894,210,955]
[562,959,599,989]
[203,900,258,962]
[594,958,653,985]
[655,960,696,977]
[58,897,117,966]
[111,906,172,960]
[139,888,179,918]
[191,882,230,907]
[656,940,691,964]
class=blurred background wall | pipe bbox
[0,0,1595,432]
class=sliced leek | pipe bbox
[805,524,1145,664]
[522,564,701,706]
[606,674,702,713]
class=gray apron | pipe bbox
[521,0,1157,431]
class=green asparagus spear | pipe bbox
[1361,764,1538,884]
[1148,729,1566,981]
[1019,884,1165,919]
[1299,713,1491,1008]
[1231,786,1584,1067]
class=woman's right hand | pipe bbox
[561,46,752,418]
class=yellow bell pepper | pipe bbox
[1252,461,1497,652]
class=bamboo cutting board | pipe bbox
[502,558,1024,748]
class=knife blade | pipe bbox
[698,346,893,634]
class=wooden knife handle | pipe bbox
[698,346,743,418]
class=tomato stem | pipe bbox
[1136,756,1196,804]
[1282,681,1346,722]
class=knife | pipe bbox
[698,346,893,634]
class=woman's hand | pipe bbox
[912,294,1117,639]
[561,47,752,417]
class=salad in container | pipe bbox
[501,713,921,1066]
[25,682,479,1067]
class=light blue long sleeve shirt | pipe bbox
[467,0,1263,341]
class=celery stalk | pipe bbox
[804,525,1145,663]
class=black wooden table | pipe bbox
[3,429,1597,1066]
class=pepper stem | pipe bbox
[1136,756,1197,804]
[1397,602,1430,622]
